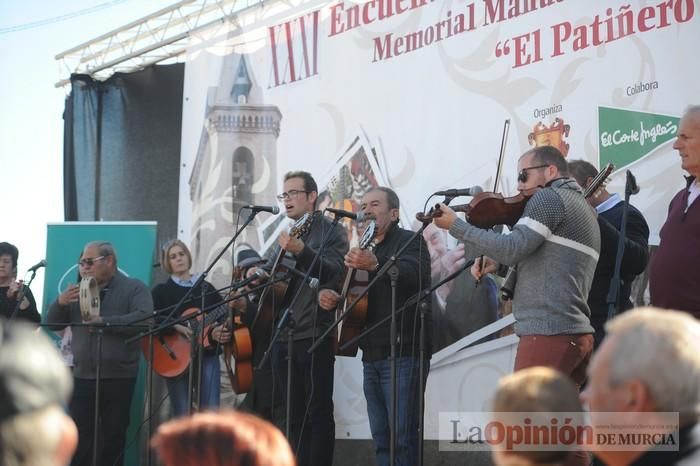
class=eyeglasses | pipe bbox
[276,190,309,201]
[517,164,550,183]
[79,256,106,267]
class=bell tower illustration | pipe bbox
[189,52,282,281]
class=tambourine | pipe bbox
[79,277,100,321]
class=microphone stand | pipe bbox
[339,259,475,466]
[309,220,430,466]
[311,192,459,352]
[257,213,338,439]
[9,268,39,321]
[606,170,639,321]
[43,320,151,466]
[127,209,260,415]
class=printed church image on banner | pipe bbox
[189,51,282,283]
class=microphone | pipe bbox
[232,269,268,289]
[324,207,365,222]
[625,170,640,195]
[244,205,280,215]
[284,267,319,289]
[434,186,484,197]
[27,259,47,273]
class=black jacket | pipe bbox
[360,224,432,361]
[588,200,649,333]
[265,211,348,340]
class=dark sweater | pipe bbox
[360,224,432,362]
[264,211,348,341]
[631,423,700,466]
[0,285,40,324]
[151,277,225,352]
[151,277,224,322]
[588,200,649,333]
[650,176,700,317]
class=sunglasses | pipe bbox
[517,164,549,183]
[78,255,107,267]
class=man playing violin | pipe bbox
[248,171,348,466]
[434,146,600,389]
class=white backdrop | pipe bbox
[178,0,700,438]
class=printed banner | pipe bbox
[177,0,699,438]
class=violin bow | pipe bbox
[476,119,511,283]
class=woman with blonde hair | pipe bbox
[152,239,230,416]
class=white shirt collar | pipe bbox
[171,273,199,287]
[595,193,622,214]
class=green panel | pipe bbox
[43,222,157,466]
[598,107,679,169]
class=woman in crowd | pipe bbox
[152,410,295,466]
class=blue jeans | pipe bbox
[166,351,220,417]
[363,357,429,466]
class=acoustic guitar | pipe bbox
[335,219,376,356]
[249,212,314,348]
[220,265,254,394]
[142,301,232,378]
[222,310,253,394]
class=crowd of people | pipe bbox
[0,105,698,466]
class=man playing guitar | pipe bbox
[248,171,348,466]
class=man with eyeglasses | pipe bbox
[433,146,600,395]
[47,240,153,466]
[249,171,348,466]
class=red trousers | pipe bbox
[513,334,595,466]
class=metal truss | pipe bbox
[55,0,263,87]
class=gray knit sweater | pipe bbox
[449,178,600,336]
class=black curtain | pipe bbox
[62,63,184,252]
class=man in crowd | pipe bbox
[490,366,587,466]
[47,240,153,466]
[320,186,431,466]
[649,105,700,318]
[568,160,649,347]
[582,307,700,465]
[0,319,78,466]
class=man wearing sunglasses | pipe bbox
[433,146,600,391]
[46,241,153,466]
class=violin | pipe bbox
[416,187,541,230]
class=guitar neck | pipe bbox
[202,304,229,329]
[338,267,356,300]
